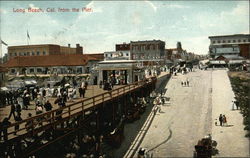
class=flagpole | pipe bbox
[27,30,30,45]
[0,40,2,64]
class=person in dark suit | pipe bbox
[8,104,16,120]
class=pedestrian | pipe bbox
[25,113,33,132]
[223,115,227,126]
[42,89,46,97]
[8,104,16,120]
[186,80,189,87]
[44,100,52,112]
[82,87,86,98]
[14,113,22,135]
[183,81,186,87]
[235,101,239,110]
[155,97,162,113]
[2,117,11,141]
[85,81,88,90]
[232,101,235,110]
[99,80,103,88]
[35,104,43,115]
[15,102,22,116]
[0,119,2,141]
[181,81,183,86]
[79,87,83,98]
[219,114,223,126]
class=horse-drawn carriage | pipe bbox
[194,135,218,158]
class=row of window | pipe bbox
[212,38,250,44]
[10,67,84,74]
[132,44,163,51]
[105,53,129,58]
[9,51,47,57]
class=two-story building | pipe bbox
[7,44,83,60]
[3,54,103,76]
[208,34,250,59]
[98,49,144,84]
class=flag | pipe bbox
[27,30,30,39]
[1,40,8,46]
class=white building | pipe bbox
[208,34,250,59]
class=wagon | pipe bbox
[194,135,217,158]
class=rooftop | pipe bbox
[3,54,101,68]
[8,44,82,49]
[130,40,165,43]
[208,34,250,39]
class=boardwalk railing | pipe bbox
[1,77,157,143]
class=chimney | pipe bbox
[76,44,80,48]
[68,44,70,48]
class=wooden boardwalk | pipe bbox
[1,77,157,145]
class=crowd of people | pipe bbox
[0,79,91,141]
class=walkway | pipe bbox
[124,69,249,157]
[211,69,249,157]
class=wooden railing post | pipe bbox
[82,102,85,116]
[51,111,55,124]
[68,106,71,118]
[93,97,95,106]
[31,119,35,136]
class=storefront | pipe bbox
[98,60,144,84]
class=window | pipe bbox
[19,52,23,56]
[110,54,113,57]
[43,51,46,55]
[243,40,246,42]
[228,40,231,43]
[217,40,221,43]
[238,39,241,42]
[37,51,40,55]
[9,53,12,57]
[32,52,35,55]
[248,39,250,42]
[126,53,129,56]
[222,40,226,43]
[77,67,82,74]
[24,52,27,56]
[37,68,42,73]
[105,54,108,57]
[30,69,34,73]
[212,41,215,44]
[86,67,90,73]
[11,69,16,73]
[233,40,236,43]
[27,52,30,56]
[14,53,17,56]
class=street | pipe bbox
[126,68,249,157]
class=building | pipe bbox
[104,51,131,61]
[208,34,250,59]
[0,65,8,87]
[7,44,83,60]
[239,43,250,59]
[116,43,130,51]
[130,40,165,62]
[3,54,102,75]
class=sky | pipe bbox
[0,0,249,56]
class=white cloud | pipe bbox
[144,0,157,12]
[28,3,39,9]
[199,2,249,33]
[86,1,103,13]
[182,36,210,54]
